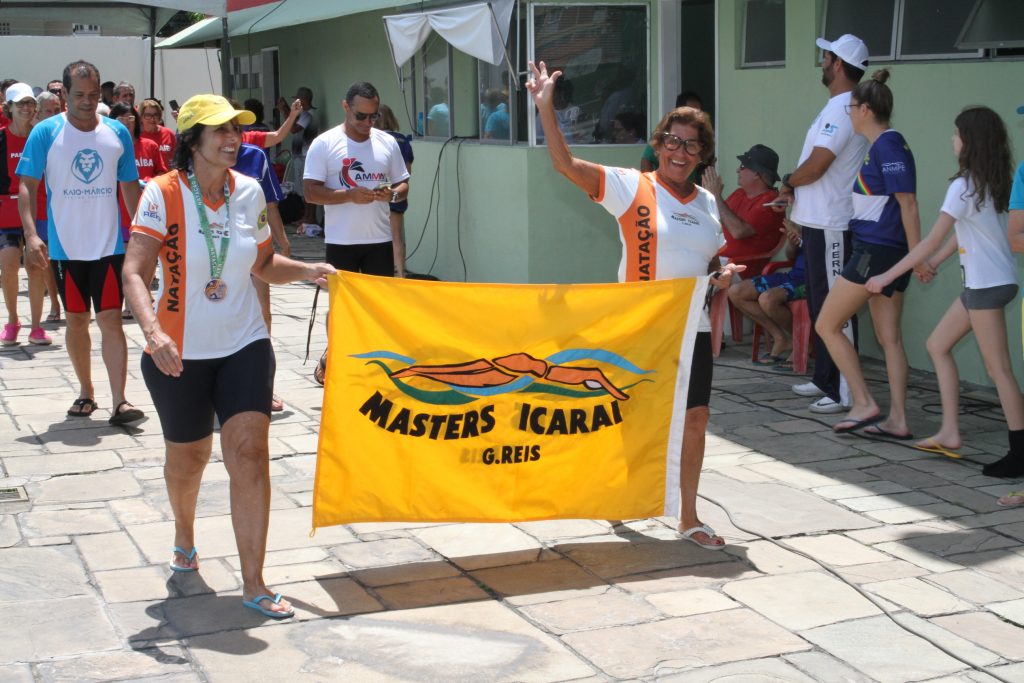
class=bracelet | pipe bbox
[782,173,794,190]
[391,190,400,203]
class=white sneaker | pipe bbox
[809,396,849,414]
[792,381,824,397]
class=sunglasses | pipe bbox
[661,132,704,155]
[353,110,381,122]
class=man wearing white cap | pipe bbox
[778,34,869,414]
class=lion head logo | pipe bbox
[71,149,103,184]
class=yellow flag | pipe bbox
[313,272,705,526]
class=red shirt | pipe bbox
[2,127,30,228]
[119,136,167,231]
[241,130,268,147]
[720,188,785,276]
[140,126,176,170]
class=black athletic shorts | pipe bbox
[0,228,23,250]
[141,338,275,443]
[687,332,713,409]
[326,241,394,276]
[52,254,125,314]
[841,239,911,297]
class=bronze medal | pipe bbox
[204,278,228,301]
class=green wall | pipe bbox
[233,2,654,287]
[226,0,1024,386]
[716,0,1024,387]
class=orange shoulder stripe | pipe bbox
[153,170,187,355]
[618,172,658,281]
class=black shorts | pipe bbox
[687,332,713,409]
[389,200,409,214]
[0,228,23,250]
[52,254,125,314]
[841,240,910,297]
[141,338,275,443]
[325,241,394,276]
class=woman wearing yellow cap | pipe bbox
[122,94,335,620]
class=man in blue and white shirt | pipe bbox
[17,60,145,423]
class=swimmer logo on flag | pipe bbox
[313,271,705,526]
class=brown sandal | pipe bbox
[313,351,327,386]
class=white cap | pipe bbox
[816,34,869,71]
[4,82,35,104]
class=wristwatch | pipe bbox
[781,173,794,190]
[391,189,400,203]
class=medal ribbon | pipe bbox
[187,173,231,282]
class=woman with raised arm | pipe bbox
[526,61,744,549]
[122,95,335,618]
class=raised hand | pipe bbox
[525,61,561,113]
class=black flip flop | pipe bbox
[833,414,883,434]
[67,397,98,417]
[862,424,914,440]
[109,400,144,425]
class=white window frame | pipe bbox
[526,2,651,147]
[821,0,984,63]
[894,0,984,61]
[821,0,897,62]
[414,39,455,140]
[740,0,786,68]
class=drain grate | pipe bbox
[0,486,28,503]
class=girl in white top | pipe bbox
[527,61,743,551]
[867,106,1023,477]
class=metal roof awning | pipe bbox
[0,0,227,35]
[156,0,425,48]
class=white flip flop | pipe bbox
[679,524,727,550]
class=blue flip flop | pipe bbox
[242,593,295,619]
[169,546,198,573]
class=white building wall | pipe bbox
[0,36,220,126]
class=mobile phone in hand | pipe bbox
[169,99,179,111]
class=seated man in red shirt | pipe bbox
[703,144,784,276]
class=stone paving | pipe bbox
[1,235,1023,682]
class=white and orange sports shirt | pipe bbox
[593,167,724,331]
[131,169,271,359]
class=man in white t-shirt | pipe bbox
[17,60,144,424]
[777,34,869,414]
[303,81,410,277]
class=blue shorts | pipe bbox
[752,273,806,301]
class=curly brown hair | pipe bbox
[952,106,1012,213]
[650,106,715,163]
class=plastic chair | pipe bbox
[720,232,788,342]
[748,261,814,375]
